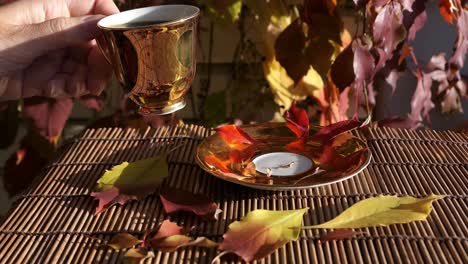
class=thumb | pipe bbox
[22,15,104,57]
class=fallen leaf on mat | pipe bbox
[160,187,222,220]
[90,154,169,214]
[216,208,308,262]
[319,229,367,243]
[303,195,444,229]
[107,233,142,250]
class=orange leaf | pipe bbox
[398,43,412,65]
[229,145,256,164]
[205,154,232,173]
[438,0,459,24]
[216,125,257,146]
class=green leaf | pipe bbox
[107,233,142,250]
[97,155,168,192]
[202,0,242,24]
[91,155,169,214]
[218,208,308,262]
[303,195,444,229]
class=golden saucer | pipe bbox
[196,123,372,191]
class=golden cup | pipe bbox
[97,5,200,115]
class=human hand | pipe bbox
[0,0,119,100]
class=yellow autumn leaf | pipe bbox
[303,195,445,229]
[218,208,308,262]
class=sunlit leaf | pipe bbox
[124,248,152,264]
[303,195,444,229]
[160,187,222,220]
[217,208,308,262]
[90,155,168,214]
[216,125,257,146]
[319,229,367,243]
[275,19,336,83]
[203,0,242,24]
[108,233,142,250]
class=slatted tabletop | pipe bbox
[0,125,467,263]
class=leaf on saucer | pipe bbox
[90,155,168,214]
[216,125,257,146]
[285,104,310,139]
[303,195,444,229]
[217,208,308,262]
[205,154,232,173]
[229,145,256,164]
[319,229,367,243]
[310,119,361,143]
[160,187,222,220]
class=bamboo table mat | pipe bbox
[0,125,467,263]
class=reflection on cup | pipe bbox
[97,5,199,115]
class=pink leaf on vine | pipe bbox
[409,71,434,123]
[331,44,355,91]
[160,187,222,220]
[373,3,406,56]
[353,37,375,82]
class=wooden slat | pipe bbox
[0,125,467,263]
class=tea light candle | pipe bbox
[253,152,313,176]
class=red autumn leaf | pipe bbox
[160,187,222,220]
[90,187,136,214]
[216,125,257,146]
[285,104,310,139]
[229,145,256,164]
[286,139,308,152]
[146,220,217,252]
[205,154,232,173]
[438,0,458,24]
[405,0,428,42]
[319,229,367,243]
[319,144,366,172]
[23,97,73,142]
[310,119,361,143]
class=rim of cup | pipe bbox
[98,5,200,30]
